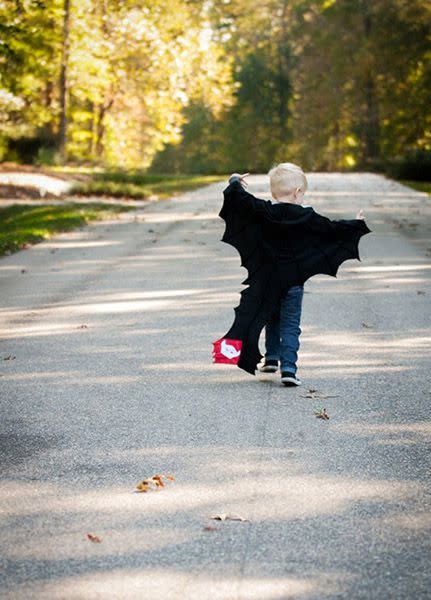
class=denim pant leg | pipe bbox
[265,311,281,361]
[279,285,304,374]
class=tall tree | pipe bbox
[58,0,71,160]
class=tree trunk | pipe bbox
[364,74,380,160]
[95,98,114,158]
[361,1,380,162]
[276,0,291,142]
[58,0,71,162]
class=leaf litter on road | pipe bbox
[301,389,339,400]
[86,533,102,543]
[314,408,330,420]
[210,513,249,522]
[135,474,175,493]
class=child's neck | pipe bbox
[274,196,302,205]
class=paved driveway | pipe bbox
[0,174,430,599]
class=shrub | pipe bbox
[385,149,431,181]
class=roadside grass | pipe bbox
[0,171,224,256]
[0,203,135,256]
[70,172,224,199]
[400,180,431,195]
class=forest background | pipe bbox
[0,0,430,178]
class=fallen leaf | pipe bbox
[20,269,27,274]
[210,513,249,522]
[77,324,88,329]
[301,389,339,400]
[361,322,373,328]
[203,525,219,532]
[86,533,101,543]
[3,355,16,361]
[314,408,330,420]
[135,473,175,493]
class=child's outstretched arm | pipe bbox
[306,209,370,239]
[223,172,270,216]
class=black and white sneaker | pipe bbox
[281,371,302,386]
[260,359,278,373]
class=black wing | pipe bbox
[216,181,372,375]
[219,181,270,285]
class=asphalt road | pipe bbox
[1,173,430,599]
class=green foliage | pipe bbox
[0,0,235,167]
[400,180,431,194]
[386,150,431,182]
[1,0,429,174]
[291,0,431,170]
[0,202,133,255]
[71,173,224,198]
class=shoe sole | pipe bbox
[281,377,301,386]
[260,366,278,373]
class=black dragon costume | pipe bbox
[212,179,371,374]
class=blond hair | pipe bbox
[268,163,308,198]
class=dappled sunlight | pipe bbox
[0,322,81,339]
[380,511,431,533]
[1,371,140,384]
[306,190,427,198]
[337,421,431,441]
[1,173,431,599]
[143,210,219,224]
[0,453,420,521]
[39,240,123,249]
[348,264,431,273]
[4,525,192,562]
[7,569,327,600]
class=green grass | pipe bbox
[0,203,135,256]
[0,171,224,256]
[71,172,224,199]
[400,180,431,195]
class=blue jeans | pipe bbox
[265,285,304,374]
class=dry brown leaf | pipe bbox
[3,355,16,361]
[86,533,101,543]
[203,525,219,532]
[314,408,330,420]
[211,513,249,522]
[135,474,175,493]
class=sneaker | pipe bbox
[260,359,278,373]
[281,371,301,386]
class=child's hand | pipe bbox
[229,172,250,187]
[356,209,365,219]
